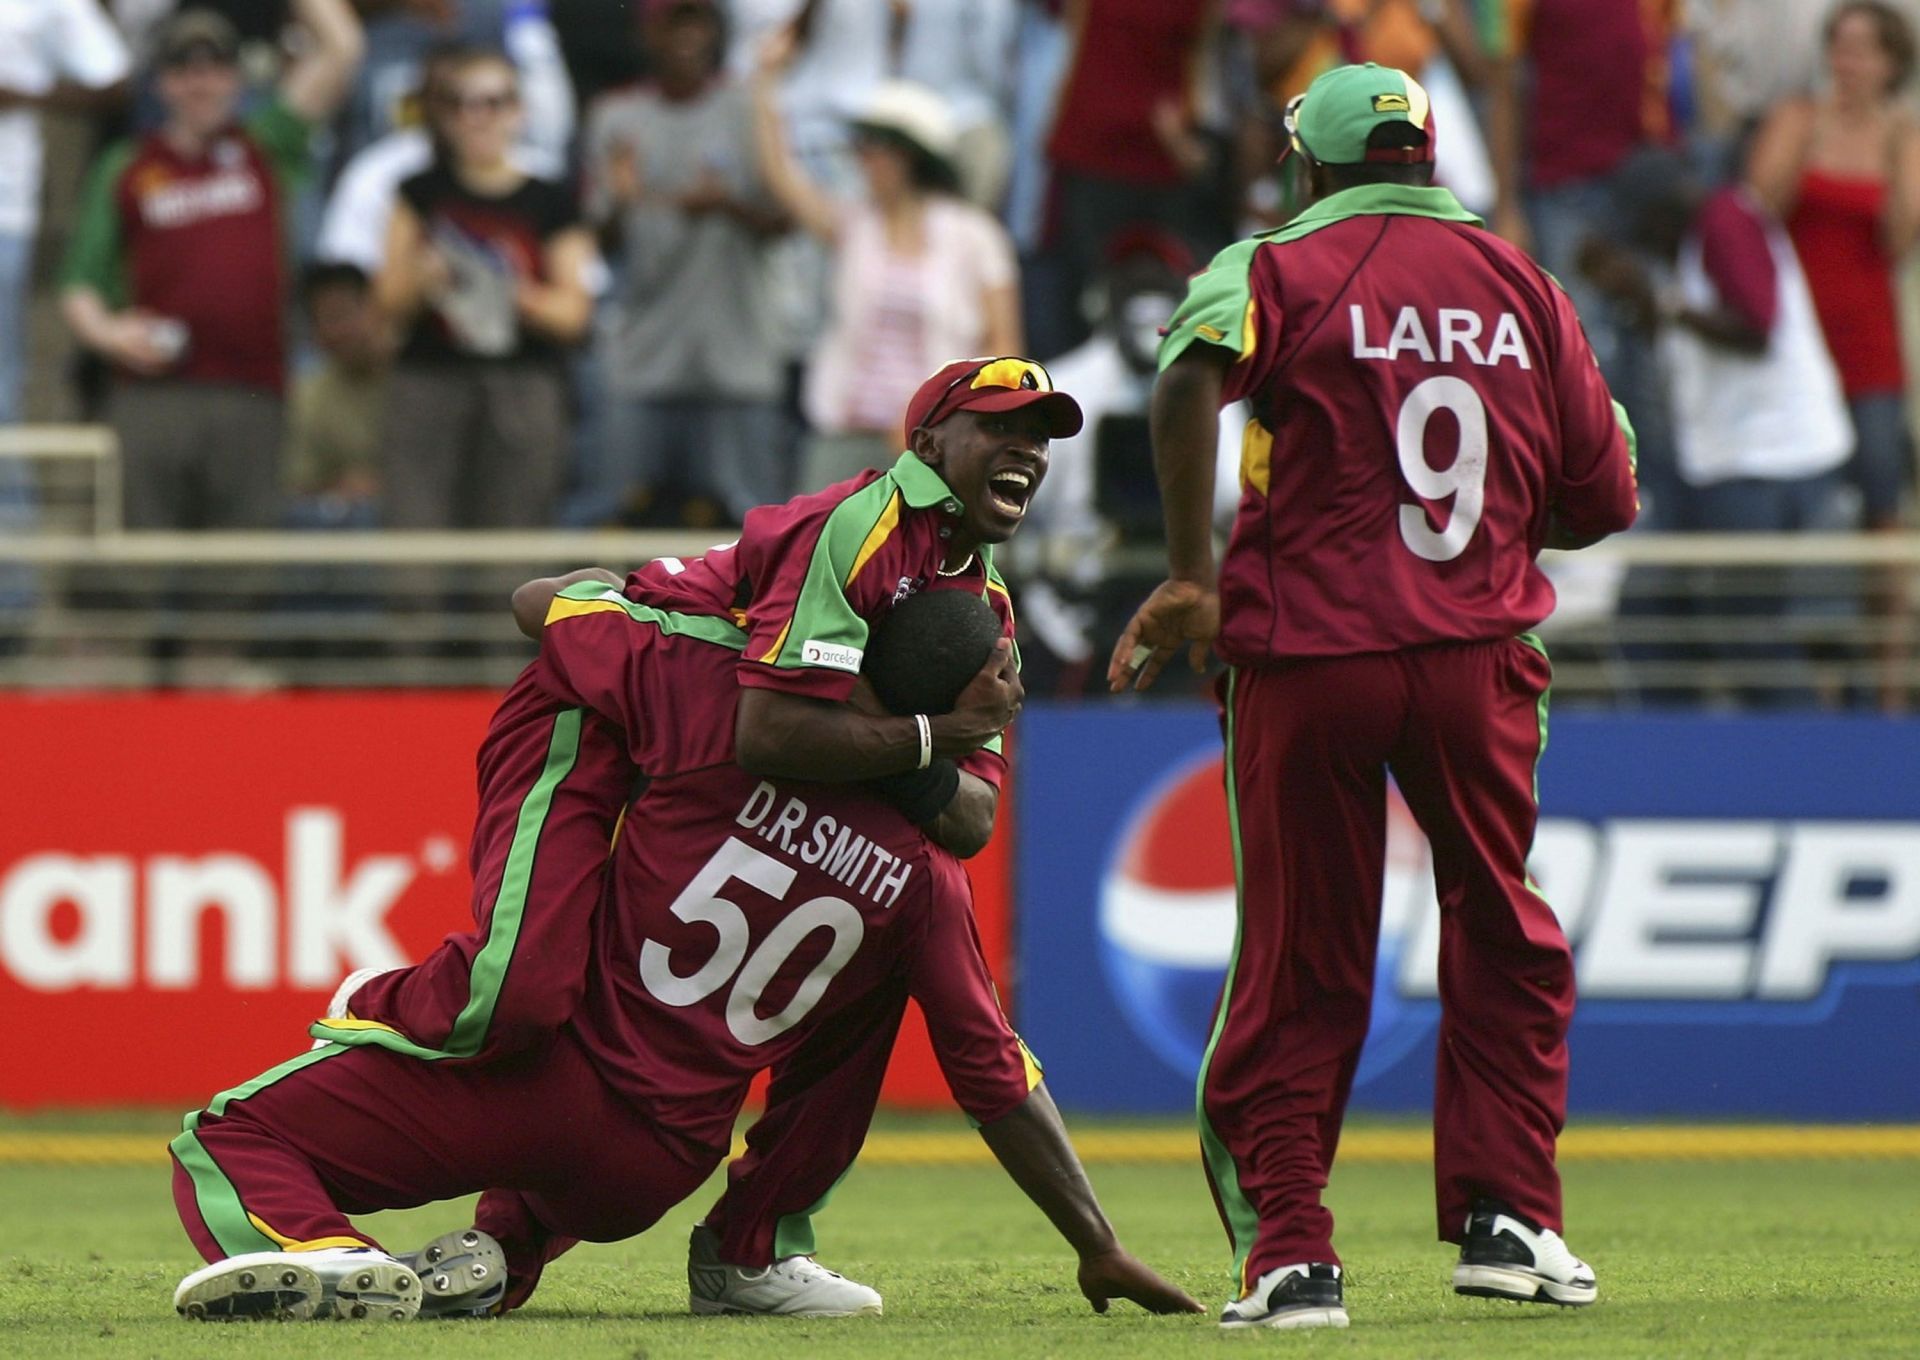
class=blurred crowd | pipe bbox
[4,0,1919,694]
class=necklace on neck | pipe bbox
[937,553,975,578]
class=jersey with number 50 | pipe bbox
[1161,183,1639,663]
[572,764,1039,1154]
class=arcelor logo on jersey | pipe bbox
[1098,747,1920,1086]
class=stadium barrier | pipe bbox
[1019,704,1920,1120]
[2,428,1917,1115]
[0,524,1915,696]
[0,692,1012,1110]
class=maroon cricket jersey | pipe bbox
[572,767,1037,1152]
[1161,184,1639,664]
[621,449,1018,783]
[62,100,313,392]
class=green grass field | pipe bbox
[3,1113,1917,1359]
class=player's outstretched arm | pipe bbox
[977,1084,1204,1316]
[1108,348,1229,692]
[510,568,623,639]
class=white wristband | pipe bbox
[914,713,933,770]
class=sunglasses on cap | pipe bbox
[1280,92,1310,165]
[934,356,1054,407]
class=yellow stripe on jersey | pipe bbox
[1240,418,1274,495]
[1238,297,1258,363]
[757,616,793,664]
[314,1016,404,1036]
[246,1212,375,1253]
[545,595,630,625]
[1018,1039,1044,1092]
[983,576,1016,631]
[846,490,903,586]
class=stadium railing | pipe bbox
[0,425,1915,704]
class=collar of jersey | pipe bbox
[888,450,961,510]
[1260,183,1482,248]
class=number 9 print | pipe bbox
[1395,375,1487,563]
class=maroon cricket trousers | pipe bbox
[1197,636,1574,1290]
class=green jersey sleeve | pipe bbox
[246,96,315,193]
[61,141,137,305]
[1158,237,1263,372]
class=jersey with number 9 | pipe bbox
[1160,186,1639,663]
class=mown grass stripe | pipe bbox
[9,1125,1920,1167]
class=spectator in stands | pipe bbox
[285,262,389,530]
[60,2,363,533]
[0,1,130,426]
[335,0,574,178]
[1685,0,1829,178]
[318,42,563,275]
[1027,0,1221,358]
[375,47,595,529]
[896,0,1019,208]
[1487,0,1682,527]
[1581,149,1854,704]
[1226,0,1498,219]
[1748,1,1920,535]
[0,0,131,644]
[754,40,1022,492]
[1747,0,1920,708]
[574,0,789,529]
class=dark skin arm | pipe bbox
[0,78,130,115]
[1109,347,1230,692]
[1577,237,1768,355]
[977,1083,1204,1315]
[511,572,1014,848]
[734,640,1022,781]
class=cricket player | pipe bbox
[1110,64,1639,1330]
[338,353,1077,1066]
[199,357,1087,1317]
[171,585,1201,1322]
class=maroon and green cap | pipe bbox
[1290,62,1436,166]
[905,357,1084,437]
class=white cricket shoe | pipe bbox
[175,1247,421,1321]
[400,1227,509,1318]
[687,1222,882,1317]
[1453,1201,1598,1306]
[1218,1262,1349,1331]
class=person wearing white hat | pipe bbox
[754,31,1025,494]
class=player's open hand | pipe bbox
[1076,1247,1205,1315]
[929,639,1021,756]
[1109,579,1219,693]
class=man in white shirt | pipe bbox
[0,0,132,423]
[0,0,131,635]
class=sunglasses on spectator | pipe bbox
[438,89,519,113]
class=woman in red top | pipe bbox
[1748,0,1920,707]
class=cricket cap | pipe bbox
[157,9,241,67]
[1290,62,1436,166]
[904,357,1084,438]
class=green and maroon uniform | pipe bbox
[170,761,1038,1306]
[63,100,311,393]
[177,454,1025,1281]
[1162,183,1637,1286]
